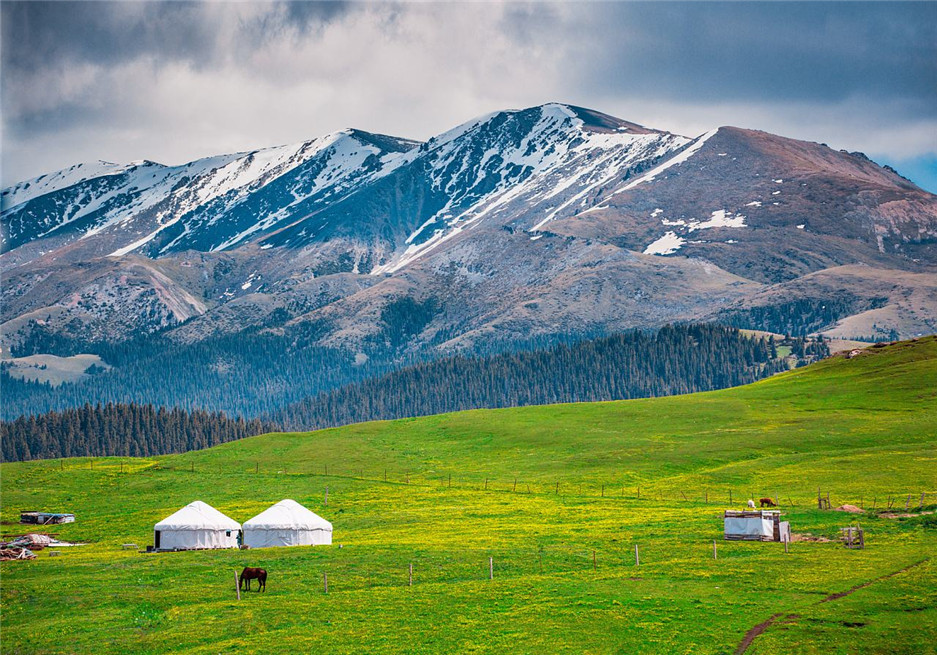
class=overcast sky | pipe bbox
[3,1,936,191]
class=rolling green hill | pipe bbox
[2,337,936,654]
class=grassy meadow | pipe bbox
[2,337,936,653]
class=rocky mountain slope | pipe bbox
[3,103,936,362]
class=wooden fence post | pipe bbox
[784,539,789,554]
[705,490,709,504]
[906,494,911,511]
[485,478,488,491]
[637,487,641,499]
[601,485,605,498]
[255,462,259,474]
[775,494,779,507]
[323,572,328,594]
[409,563,413,586]
[325,486,328,507]
[593,550,597,571]
[920,492,926,511]
[713,539,717,560]
[513,478,517,492]
[235,571,241,601]
[556,482,559,495]
[384,469,387,482]
[448,474,451,488]
[634,544,640,566]
[489,556,493,580]
[729,489,732,504]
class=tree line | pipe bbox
[3,325,823,461]
[1,402,272,462]
[717,295,888,337]
[272,324,793,431]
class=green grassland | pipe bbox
[2,337,936,654]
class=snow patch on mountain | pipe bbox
[643,231,685,255]
[611,128,718,197]
[2,160,147,209]
[687,210,747,232]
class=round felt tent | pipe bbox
[153,500,241,551]
[242,499,332,548]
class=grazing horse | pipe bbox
[240,567,267,592]
[759,497,777,508]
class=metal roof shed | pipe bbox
[724,510,790,542]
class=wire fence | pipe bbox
[47,457,937,514]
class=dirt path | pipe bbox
[734,614,784,655]
[734,558,929,654]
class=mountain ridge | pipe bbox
[2,103,935,416]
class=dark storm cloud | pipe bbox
[2,1,935,190]
[567,3,936,109]
[1,1,353,71]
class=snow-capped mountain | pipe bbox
[1,129,418,259]
[2,103,936,353]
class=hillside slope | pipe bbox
[1,338,935,654]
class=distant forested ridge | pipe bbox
[0,314,598,422]
[3,326,824,461]
[273,325,799,431]
[717,295,889,337]
[1,403,271,462]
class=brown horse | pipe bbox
[759,497,777,508]
[240,567,267,592]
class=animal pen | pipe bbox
[20,511,74,525]
[723,510,790,542]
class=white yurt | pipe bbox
[153,501,241,551]
[242,499,332,548]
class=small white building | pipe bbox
[724,510,790,542]
[153,501,241,551]
[242,499,332,548]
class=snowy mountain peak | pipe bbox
[369,103,691,273]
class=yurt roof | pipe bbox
[154,501,241,531]
[242,499,332,531]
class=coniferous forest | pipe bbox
[1,403,271,462]
[273,325,799,431]
[2,325,824,462]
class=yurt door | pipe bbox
[154,530,161,549]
